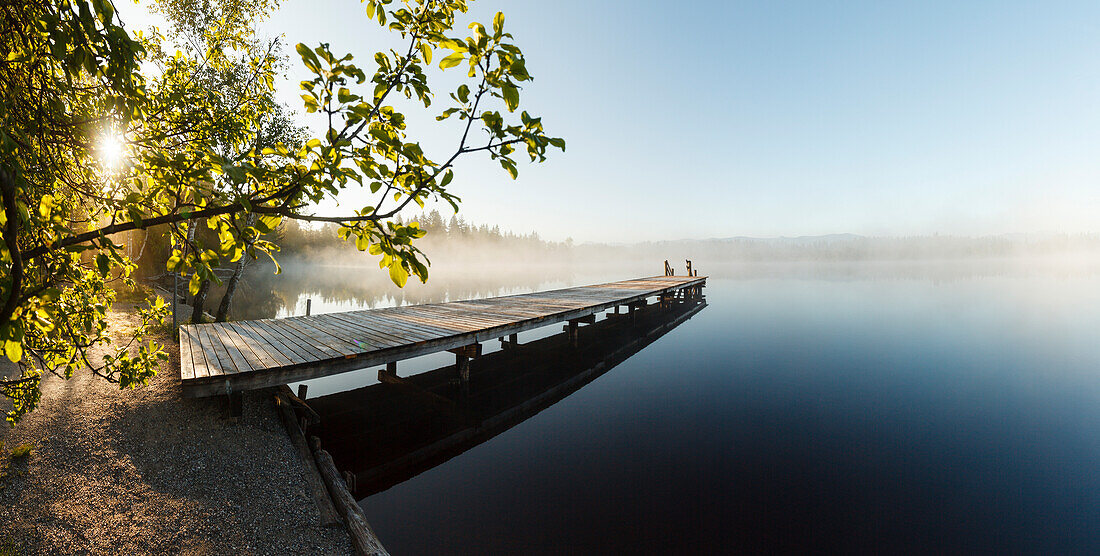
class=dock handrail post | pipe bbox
[306,298,312,316]
[685,259,693,278]
[664,260,673,276]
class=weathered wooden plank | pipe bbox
[283,318,362,356]
[196,324,225,377]
[324,312,432,345]
[211,322,251,373]
[220,322,268,370]
[257,319,343,360]
[404,305,515,327]
[179,326,196,381]
[375,308,482,333]
[230,321,294,368]
[240,321,308,366]
[334,312,425,346]
[216,322,261,372]
[359,309,468,336]
[186,326,213,379]
[313,313,416,351]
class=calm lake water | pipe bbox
[269,260,1100,554]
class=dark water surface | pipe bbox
[298,262,1100,554]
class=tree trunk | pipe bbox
[190,278,211,324]
[215,213,255,322]
[214,256,247,322]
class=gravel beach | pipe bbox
[0,304,353,555]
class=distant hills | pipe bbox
[575,233,1100,262]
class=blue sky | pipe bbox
[125,1,1100,242]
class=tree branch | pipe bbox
[0,169,25,327]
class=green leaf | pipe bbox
[418,42,432,64]
[188,272,202,295]
[493,12,505,38]
[96,253,110,276]
[510,59,530,81]
[38,194,55,218]
[439,52,464,69]
[4,340,23,363]
[296,43,321,73]
[389,262,409,288]
[502,84,519,112]
[301,95,319,113]
[501,158,518,179]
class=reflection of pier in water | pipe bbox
[308,297,708,499]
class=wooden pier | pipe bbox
[179,275,706,398]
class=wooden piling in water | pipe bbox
[312,436,389,556]
[273,392,340,527]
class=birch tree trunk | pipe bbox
[190,278,211,323]
[215,213,256,322]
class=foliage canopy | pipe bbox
[0,0,563,422]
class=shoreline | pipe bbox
[0,303,352,554]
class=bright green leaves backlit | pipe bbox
[286,0,562,283]
[430,10,563,180]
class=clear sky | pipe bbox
[124,0,1100,242]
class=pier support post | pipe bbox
[447,344,481,382]
[456,354,470,382]
[297,384,308,400]
[563,315,595,347]
[500,333,519,351]
[228,391,243,420]
[386,361,397,376]
[565,321,579,347]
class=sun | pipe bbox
[97,131,125,169]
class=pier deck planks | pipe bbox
[179,275,706,397]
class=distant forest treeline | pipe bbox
[277,210,572,265]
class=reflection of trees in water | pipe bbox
[221,259,577,320]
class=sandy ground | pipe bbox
[0,304,352,555]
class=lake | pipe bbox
[256,259,1100,553]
